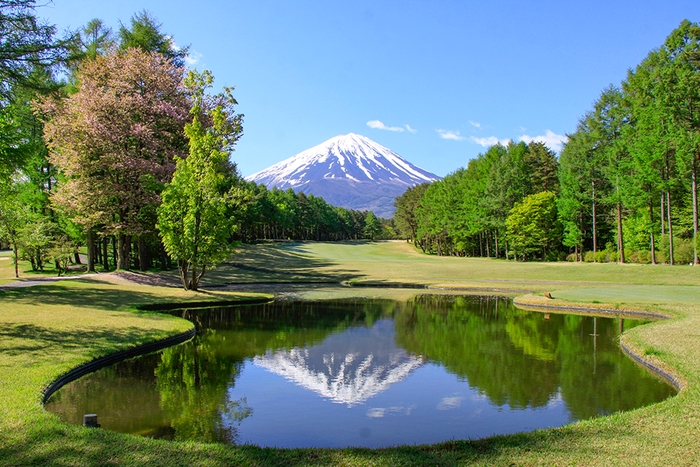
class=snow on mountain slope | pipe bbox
[246,133,440,217]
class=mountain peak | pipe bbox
[246,134,440,217]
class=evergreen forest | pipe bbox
[394,20,700,265]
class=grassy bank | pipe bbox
[1,241,700,466]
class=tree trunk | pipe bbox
[86,228,96,273]
[616,201,625,264]
[138,236,148,272]
[12,242,18,278]
[495,230,499,259]
[178,259,190,290]
[112,236,117,269]
[592,181,597,262]
[96,236,102,265]
[102,236,110,271]
[117,233,131,270]
[660,193,665,236]
[667,191,674,265]
[693,156,698,265]
[649,197,656,265]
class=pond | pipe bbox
[45,295,675,448]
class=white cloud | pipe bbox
[366,408,386,418]
[437,129,465,141]
[469,120,482,129]
[366,405,414,418]
[470,136,511,147]
[168,37,202,68]
[518,130,568,152]
[405,124,417,134]
[185,50,203,67]
[437,396,464,410]
[367,120,405,132]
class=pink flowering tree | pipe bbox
[41,47,190,270]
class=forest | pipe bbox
[2,0,700,289]
[0,3,387,289]
[394,20,700,265]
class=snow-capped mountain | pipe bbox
[246,133,440,218]
[253,319,424,406]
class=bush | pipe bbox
[637,250,652,264]
[595,250,608,263]
[544,251,564,262]
[626,250,652,264]
[566,253,578,262]
[675,239,696,265]
[584,251,595,262]
[656,248,669,264]
[660,235,697,264]
[609,251,619,262]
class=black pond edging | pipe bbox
[42,327,195,405]
[343,281,428,289]
[620,342,683,392]
[513,298,683,392]
[513,299,670,320]
[202,280,340,289]
[43,297,274,404]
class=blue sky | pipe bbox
[39,1,700,178]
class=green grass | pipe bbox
[213,241,700,291]
[2,241,700,466]
[552,286,700,305]
[0,249,87,284]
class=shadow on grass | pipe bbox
[0,417,599,467]
[0,322,165,359]
[0,281,200,312]
[205,244,360,285]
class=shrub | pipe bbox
[609,251,619,262]
[637,250,652,264]
[584,251,595,262]
[656,248,669,264]
[658,235,698,264]
[675,239,696,265]
[595,250,608,263]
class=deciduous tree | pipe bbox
[506,191,561,261]
[157,70,243,291]
[41,47,190,270]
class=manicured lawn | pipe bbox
[1,241,700,466]
[0,249,85,284]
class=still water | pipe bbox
[46,295,675,448]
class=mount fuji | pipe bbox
[245,133,440,218]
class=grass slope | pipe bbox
[1,241,700,466]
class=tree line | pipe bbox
[0,2,389,289]
[395,20,700,265]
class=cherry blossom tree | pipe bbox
[41,47,190,270]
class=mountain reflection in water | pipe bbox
[45,295,676,448]
[254,319,424,406]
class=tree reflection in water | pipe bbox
[46,296,675,445]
